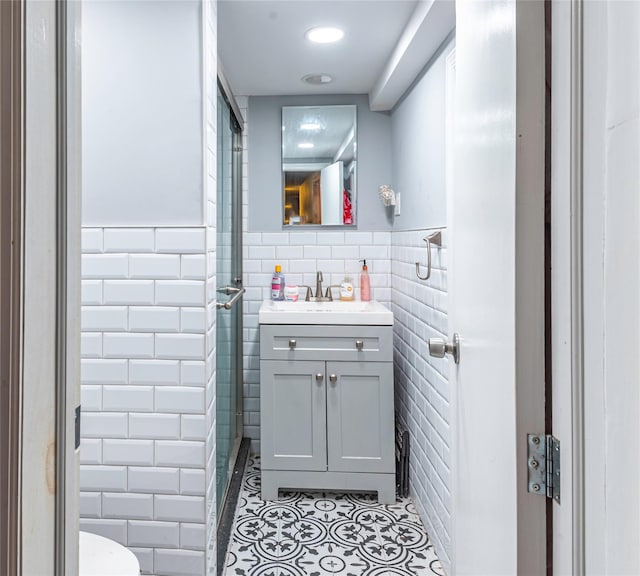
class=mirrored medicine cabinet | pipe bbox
[282,105,357,226]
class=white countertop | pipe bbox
[258,299,394,325]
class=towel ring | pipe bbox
[415,231,442,281]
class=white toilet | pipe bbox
[79,531,140,575]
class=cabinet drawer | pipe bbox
[260,325,393,362]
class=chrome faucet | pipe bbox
[315,271,324,299]
[302,272,335,302]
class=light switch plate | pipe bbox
[394,193,401,216]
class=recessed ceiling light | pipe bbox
[302,73,333,85]
[300,122,322,131]
[305,27,344,44]
[298,142,314,149]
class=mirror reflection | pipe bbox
[282,105,356,226]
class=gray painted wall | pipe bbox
[82,0,203,226]
[248,94,393,232]
[390,35,455,231]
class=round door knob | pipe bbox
[316,373,324,381]
[329,374,337,383]
[429,338,446,358]
[428,333,461,364]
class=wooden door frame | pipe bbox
[21,0,60,571]
[0,1,25,573]
[0,1,80,573]
[550,0,587,573]
[60,0,82,572]
[553,2,640,574]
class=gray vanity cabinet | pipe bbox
[260,324,396,504]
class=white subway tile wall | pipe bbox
[391,229,451,574]
[79,227,210,576]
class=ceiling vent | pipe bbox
[302,73,333,85]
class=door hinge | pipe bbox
[527,434,560,503]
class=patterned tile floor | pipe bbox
[223,457,444,576]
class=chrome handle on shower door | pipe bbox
[428,333,461,364]
[216,287,245,310]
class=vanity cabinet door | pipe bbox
[260,360,327,472]
[326,361,395,474]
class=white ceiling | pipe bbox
[218,0,456,111]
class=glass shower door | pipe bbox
[216,86,243,515]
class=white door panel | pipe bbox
[450,1,545,573]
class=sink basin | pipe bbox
[259,299,393,325]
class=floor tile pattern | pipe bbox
[224,457,444,576]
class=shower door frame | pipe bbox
[216,73,245,518]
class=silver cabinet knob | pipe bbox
[329,374,337,383]
[355,340,364,350]
[316,373,324,381]
[428,333,460,364]
[289,339,296,349]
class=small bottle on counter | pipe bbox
[339,275,354,301]
[284,285,299,301]
[271,265,285,300]
[360,260,371,302]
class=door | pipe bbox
[260,360,327,471]
[215,85,244,514]
[447,1,546,574]
[320,161,343,225]
[326,361,394,474]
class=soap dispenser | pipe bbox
[340,274,354,301]
[360,260,371,302]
